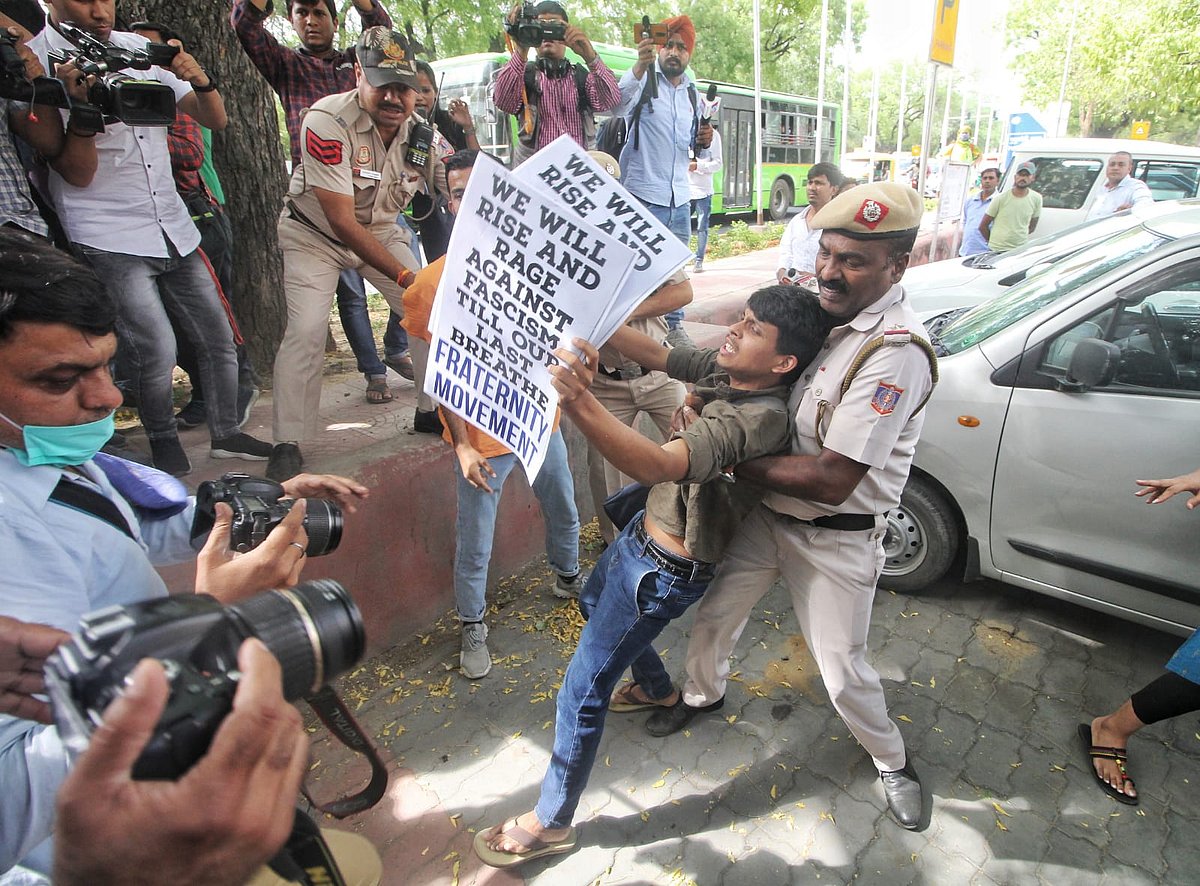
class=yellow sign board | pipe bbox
[1131,120,1151,140]
[930,0,960,66]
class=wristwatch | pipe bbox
[193,72,218,93]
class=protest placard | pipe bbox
[513,135,693,344]
[425,159,636,480]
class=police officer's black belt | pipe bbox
[634,517,715,582]
[786,513,876,531]
[286,200,345,249]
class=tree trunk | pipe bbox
[121,0,289,378]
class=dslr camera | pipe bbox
[192,472,344,558]
[504,3,566,45]
[45,21,179,128]
[44,579,365,779]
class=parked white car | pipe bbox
[904,208,1169,318]
[882,205,1200,635]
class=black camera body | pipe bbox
[192,473,343,558]
[0,32,105,133]
[44,580,365,779]
[505,3,566,45]
[45,22,179,128]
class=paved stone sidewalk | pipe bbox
[306,538,1200,886]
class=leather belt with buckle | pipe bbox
[785,512,876,531]
[634,517,715,582]
[599,364,646,381]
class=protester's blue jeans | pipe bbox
[691,195,712,263]
[638,199,691,328]
[453,430,579,622]
[335,270,387,377]
[534,516,711,828]
[78,246,240,441]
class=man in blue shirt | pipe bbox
[0,229,369,879]
[614,15,711,343]
[959,166,999,257]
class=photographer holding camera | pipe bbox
[0,228,369,879]
[26,0,275,478]
[493,1,619,165]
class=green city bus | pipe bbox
[431,43,840,220]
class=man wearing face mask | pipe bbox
[0,228,370,879]
[492,1,620,165]
[266,27,450,482]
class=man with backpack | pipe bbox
[610,15,711,344]
[492,1,620,165]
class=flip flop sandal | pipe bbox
[365,377,393,404]
[608,682,675,713]
[1077,723,1139,806]
[473,819,578,869]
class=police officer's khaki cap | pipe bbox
[809,181,923,240]
[587,151,621,179]
[357,27,420,89]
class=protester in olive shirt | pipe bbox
[474,286,834,868]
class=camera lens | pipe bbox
[302,499,344,557]
[228,579,365,699]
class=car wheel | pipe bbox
[769,178,793,221]
[880,478,959,592]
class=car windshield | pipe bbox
[935,225,1171,354]
[967,212,1137,271]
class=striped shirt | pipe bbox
[493,53,620,151]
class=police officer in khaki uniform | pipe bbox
[642,182,935,831]
[268,27,450,481]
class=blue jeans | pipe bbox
[691,195,712,262]
[534,517,712,828]
[383,312,409,358]
[335,270,387,377]
[453,430,579,622]
[78,246,240,440]
[638,199,691,328]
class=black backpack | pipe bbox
[595,77,698,157]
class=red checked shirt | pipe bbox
[492,53,620,151]
[231,0,391,166]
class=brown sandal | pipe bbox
[608,682,677,713]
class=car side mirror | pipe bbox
[1060,338,1120,392]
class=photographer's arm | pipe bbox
[195,501,309,603]
[0,616,68,725]
[54,640,307,886]
[280,472,369,514]
[170,42,227,132]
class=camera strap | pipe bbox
[302,685,390,818]
[266,809,349,886]
[48,475,134,540]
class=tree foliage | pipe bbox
[1007,0,1200,143]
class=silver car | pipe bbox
[882,206,1200,635]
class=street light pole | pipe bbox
[816,0,828,164]
[1055,0,1079,136]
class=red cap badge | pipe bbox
[854,199,889,230]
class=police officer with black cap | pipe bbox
[640,181,936,831]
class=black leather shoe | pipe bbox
[645,695,724,737]
[413,408,443,434]
[880,761,924,830]
[266,443,303,482]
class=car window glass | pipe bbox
[1038,262,1200,393]
[1008,157,1102,210]
[936,225,1169,354]
[1135,161,1200,201]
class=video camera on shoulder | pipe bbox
[43,21,179,129]
[44,579,365,779]
[191,472,344,558]
[504,3,566,45]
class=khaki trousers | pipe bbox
[586,370,685,542]
[273,217,427,443]
[681,503,907,771]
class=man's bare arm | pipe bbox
[606,326,669,373]
[978,214,993,241]
[313,187,412,282]
[627,277,692,321]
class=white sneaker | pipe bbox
[460,622,491,678]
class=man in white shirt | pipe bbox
[1086,151,1154,220]
[29,0,272,477]
[688,123,722,272]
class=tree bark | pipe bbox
[120,0,288,378]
